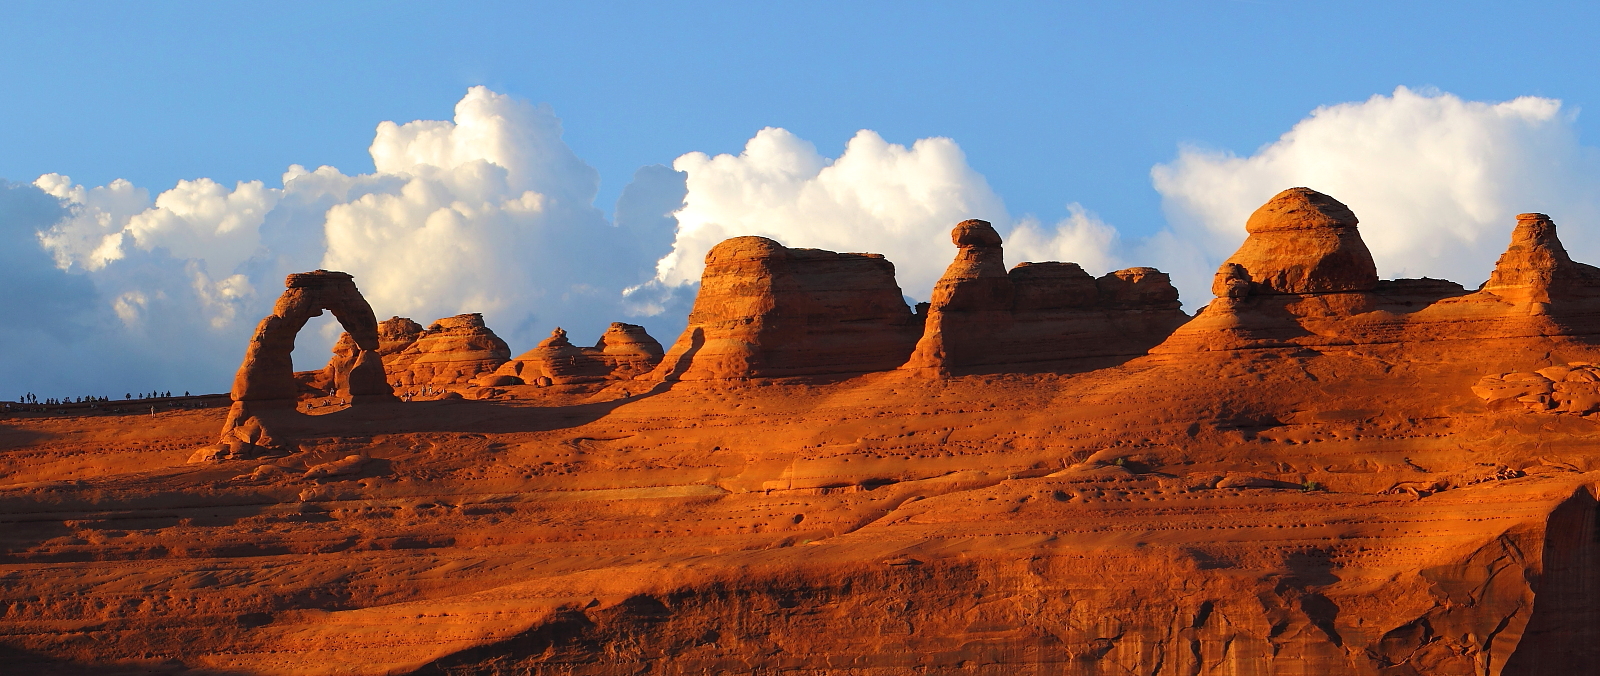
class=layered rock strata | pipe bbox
[376,313,511,388]
[212,270,393,459]
[487,323,664,386]
[905,219,1189,372]
[650,236,922,380]
[1155,191,1600,353]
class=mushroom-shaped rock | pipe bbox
[903,220,1015,370]
[1220,188,1377,295]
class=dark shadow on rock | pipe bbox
[1504,487,1600,675]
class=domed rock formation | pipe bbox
[650,236,922,381]
[904,220,1188,373]
[378,313,511,388]
[1158,196,1600,353]
[211,270,393,460]
[1223,187,1378,295]
[487,324,664,386]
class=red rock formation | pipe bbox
[1223,187,1378,295]
[210,270,393,459]
[905,220,1189,373]
[488,324,663,386]
[1157,193,1600,353]
[378,313,510,388]
[24,192,1600,675]
[1481,212,1600,304]
[651,236,921,380]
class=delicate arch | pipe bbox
[229,270,393,403]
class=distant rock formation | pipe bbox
[650,236,922,380]
[1481,212,1600,304]
[904,220,1188,373]
[1156,190,1600,353]
[488,323,664,386]
[1221,187,1378,295]
[378,313,511,388]
[211,270,394,460]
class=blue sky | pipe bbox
[5,2,1600,395]
[6,2,1596,231]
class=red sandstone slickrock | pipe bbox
[9,190,1600,675]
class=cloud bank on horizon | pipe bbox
[3,85,1597,396]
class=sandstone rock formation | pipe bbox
[1474,362,1600,414]
[650,236,922,380]
[1157,190,1600,353]
[376,313,511,388]
[210,270,393,460]
[20,191,1600,675]
[1222,187,1378,295]
[488,323,664,386]
[905,219,1189,372]
[1481,212,1600,303]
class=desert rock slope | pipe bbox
[3,188,1600,675]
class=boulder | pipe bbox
[650,236,921,380]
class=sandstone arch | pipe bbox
[210,270,394,458]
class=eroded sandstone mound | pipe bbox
[651,236,921,380]
[906,219,1189,372]
[377,313,512,388]
[489,323,664,386]
[1158,191,1600,353]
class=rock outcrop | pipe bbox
[488,323,664,386]
[905,220,1189,373]
[1481,212,1600,304]
[1221,187,1378,295]
[1156,190,1600,353]
[651,236,922,380]
[212,270,393,459]
[377,313,511,388]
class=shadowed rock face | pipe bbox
[651,236,921,380]
[214,270,393,459]
[905,220,1188,373]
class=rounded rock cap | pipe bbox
[705,236,789,264]
[1517,213,1553,222]
[952,219,1002,248]
[1245,188,1358,234]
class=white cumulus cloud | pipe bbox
[1151,86,1600,298]
[652,127,1012,301]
